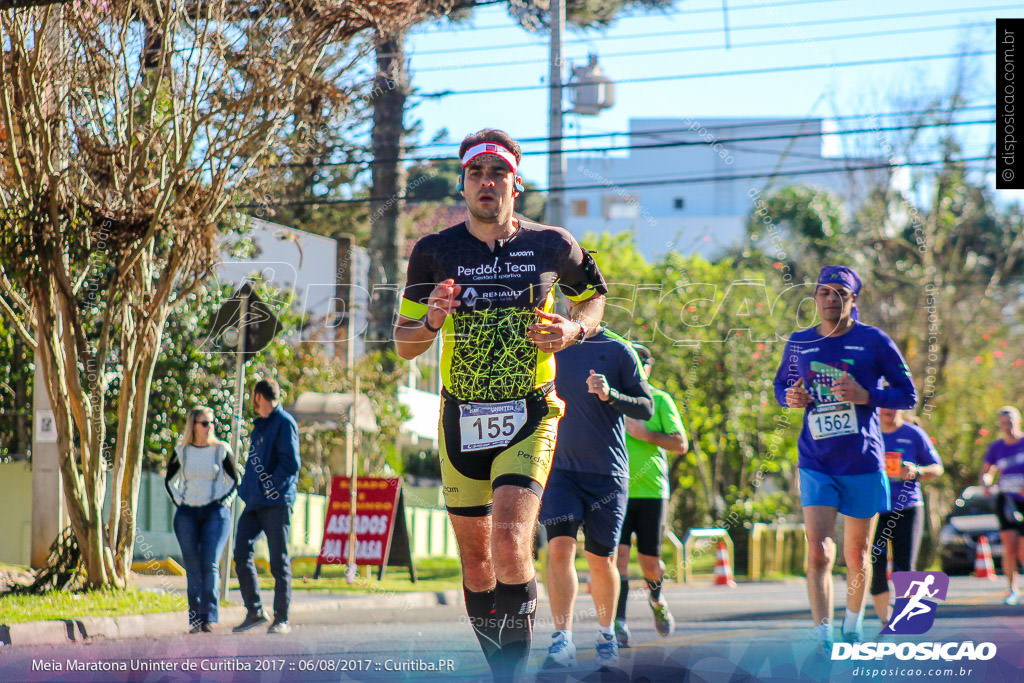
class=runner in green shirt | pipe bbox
[614,345,688,647]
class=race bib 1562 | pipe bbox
[808,402,858,440]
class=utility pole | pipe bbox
[220,288,248,598]
[545,0,566,228]
[31,358,65,568]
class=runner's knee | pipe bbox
[637,554,663,578]
[807,538,836,568]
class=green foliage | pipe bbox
[0,318,31,459]
[407,158,460,201]
[581,232,802,534]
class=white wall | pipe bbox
[563,118,890,260]
[217,218,342,350]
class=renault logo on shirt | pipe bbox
[462,287,479,307]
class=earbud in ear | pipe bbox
[513,177,525,193]
[456,175,464,193]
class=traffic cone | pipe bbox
[714,541,736,587]
[974,536,997,579]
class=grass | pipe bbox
[275,556,464,593]
[0,587,186,625]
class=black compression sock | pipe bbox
[464,585,500,665]
[491,579,538,682]
[616,577,629,621]
[646,577,663,602]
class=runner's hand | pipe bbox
[833,372,869,404]
[425,279,461,329]
[785,378,813,408]
[587,369,611,401]
[527,309,580,353]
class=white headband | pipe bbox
[460,142,518,172]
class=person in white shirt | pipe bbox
[165,406,239,633]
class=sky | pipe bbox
[400,0,1007,190]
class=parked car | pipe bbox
[939,486,1004,576]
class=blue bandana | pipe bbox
[817,265,861,321]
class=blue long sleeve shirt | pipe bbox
[239,404,301,508]
[553,329,654,477]
[773,322,917,475]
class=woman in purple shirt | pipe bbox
[774,265,917,650]
[869,409,943,626]
[981,406,1024,606]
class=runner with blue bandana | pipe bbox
[773,265,917,653]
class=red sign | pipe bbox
[318,477,401,566]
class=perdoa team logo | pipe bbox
[882,571,948,635]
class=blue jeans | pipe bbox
[173,502,231,626]
[233,504,292,621]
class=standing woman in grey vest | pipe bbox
[165,406,239,633]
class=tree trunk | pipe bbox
[366,29,408,356]
[113,314,166,579]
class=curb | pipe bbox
[0,589,465,648]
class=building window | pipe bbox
[674,197,685,211]
[603,195,639,219]
[571,199,588,216]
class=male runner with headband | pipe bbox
[394,129,607,681]
[773,265,917,653]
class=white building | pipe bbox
[562,118,891,260]
[218,218,437,449]
[217,217,372,357]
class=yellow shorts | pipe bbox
[438,389,565,516]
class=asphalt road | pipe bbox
[2,576,1023,683]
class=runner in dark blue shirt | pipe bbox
[540,328,652,670]
[773,265,917,651]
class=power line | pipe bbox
[404,102,995,150]
[415,21,991,72]
[411,0,845,34]
[274,114,994,170]
[416,50,994,99]
[410,4,1014,56]
[265,103,994,169]
[239,155,994,208]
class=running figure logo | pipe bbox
[882,571,949,635]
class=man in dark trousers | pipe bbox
[540,328,653,670]
[232,378,301,635]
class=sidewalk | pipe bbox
[0,571,466,648]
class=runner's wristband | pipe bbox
[423,315,441,333]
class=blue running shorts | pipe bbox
[799,467,890,519]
